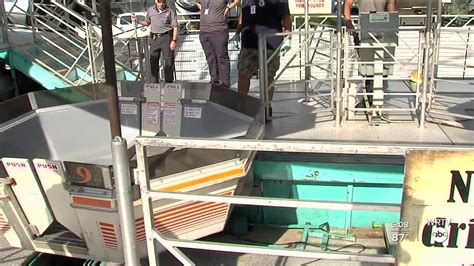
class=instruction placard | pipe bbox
[121,103,138,115]
[369,13,390,23]
[146,102,160,125]
[164,102,177,124]
[184,107,202,119]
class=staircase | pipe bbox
[4,0,140,91]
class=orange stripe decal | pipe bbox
[73,196,112,208]
[159,168,244,192]
[99,222,114,227]
[101,231,116,237]
[158,209,228,235]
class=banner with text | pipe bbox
[397,150,474,265]
[289,0,332,15]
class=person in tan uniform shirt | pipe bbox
[344,0,396,108]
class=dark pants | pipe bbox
[150,33,175,83]
[199,30,230,87]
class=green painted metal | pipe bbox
[297,222,311,250]
[8,48,139,92]
[0,51,9,62]
[26,253,43,266]
[253,160,404,229]
[122,69,139,81]
[321,232,330,251]
[10,49,72,90]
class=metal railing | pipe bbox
[342,27,427,125]
[428,26,474,122]
[258,28,337,122]
[135,137,427,266]
[1,0,139,87]
[134,137,474,265]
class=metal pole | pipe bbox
[304,0,310,100]
[29,0,38,46]
[136,143,160,266]
[258,34,268,121]
[100,0,122,138]
[92,0,98,23]
[420,0,433,128]
[111,137,140,266]
[427,0,443,110]
[85,23,98,83]
[142,37,152,83]
[334,0,342,127]
[136,37,146,81]
[0,1,9,44]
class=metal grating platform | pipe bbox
[246,80,474,150]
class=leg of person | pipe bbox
[161,35,175,83]
[365,78,373,106]
[149,38,161,83]
[199,32,219,84]
[237,48,258,95]
[212,30,231,87]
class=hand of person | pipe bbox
[170,40,177,50]
[280,38,291,56]
[229,32,240,49]
[345,19,354,31]
[345,19,360,46]
[224,7,231,17]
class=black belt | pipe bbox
[150,31,171,38]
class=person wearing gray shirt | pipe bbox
[197,0,240,87]
[135,0,179,83]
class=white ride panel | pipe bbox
[33,159,83,238]
[2,158,54,235]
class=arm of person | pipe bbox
[138,20,150,26]
[279,3,292,55]
[227,0,240,10]
[170,11,179,50]
[196,0,202,11]
[229,11,241,48]
[236,11,242,34]
[132,16,150,26]
[386,0,396,12]
[225,0,240,17]
[133,9,151,26]
[344,0,354,21]
[282,14,291,34]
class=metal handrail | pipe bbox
[11,44,76,87]
[3,0,139,86]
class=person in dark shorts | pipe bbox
[197,0,240,87]
[134,0,179,83]
[235,0,291,117]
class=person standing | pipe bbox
[134,0,179,83]
[197,0,240,87]
[344,0,396,107]
[235,0,291,112]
